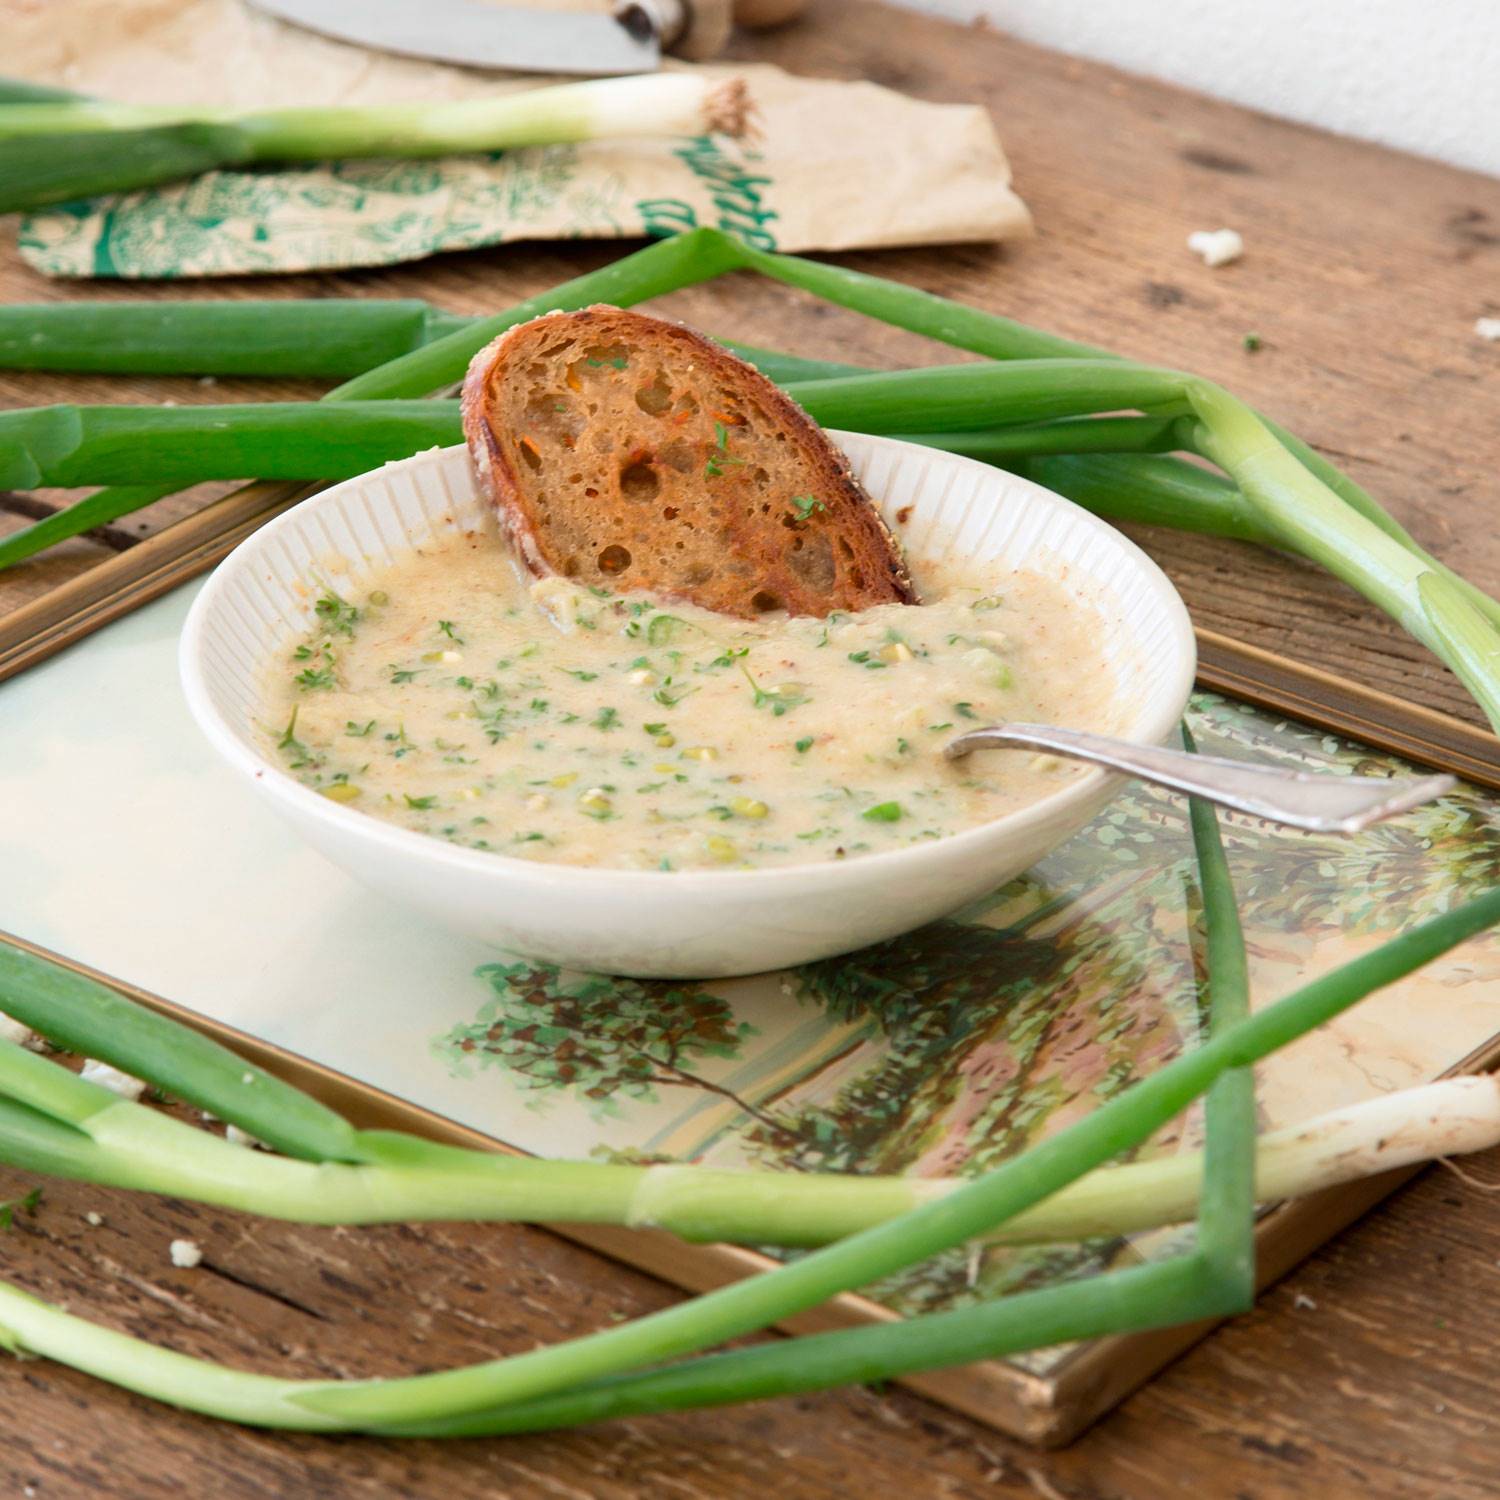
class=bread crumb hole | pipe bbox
[620,462,660,502]
[518,440,542,473]
[562,556,580,577]
[752,467,770,486]
[598,545,632,575]
[663,506,679,520]
[634,374,674,416]
[750,591,781,613]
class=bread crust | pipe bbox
[461,305,916,619]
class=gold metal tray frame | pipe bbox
[3,481,1499,1445]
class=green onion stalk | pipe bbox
[2,873,1500,1430]
[4,941,1496,1251]
[0,375,1191,489]
[0,300,471,379]
[0,76,751,212]
[0,298,859,385]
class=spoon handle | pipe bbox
[944,724,1456,834]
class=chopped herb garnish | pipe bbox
[643,721,667,736]
[703,646,749,670]
[437,619,462,641]
[795,736,814,753]
[0,1187,42,1231]
[653,682,699,707]
[846,650,886,670]
[389,666,419,684]
[955,702,977,719]
[704,422,746,479]
[788,494,825,520]
[314,591,361,637]
[345,720,375,737]
[647,614,690,646]
[561,668,598,681]
[403,794,438,810]
[592,706,621,731]
[862,801,903,823]
[530,697,550,712]
[295,664,336,691]
[740,664,808,717]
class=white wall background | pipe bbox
[896,0,1500,178]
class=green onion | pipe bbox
[0,396,1190,491]
[1184,731,1255,1293]
[0,944,361,1163]
[0,300,469,377]
[0,76,88,105]
[0,76,751,213]
[0,295,861,384]
[1,875,1496,1430]
[0,401,459,488]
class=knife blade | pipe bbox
[247,0,674,76]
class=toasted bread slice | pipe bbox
[461,305,916,619]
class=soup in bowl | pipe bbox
[180,434,1194,977]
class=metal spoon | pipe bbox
[943,723,1456,834]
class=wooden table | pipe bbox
[3,3,1500,1494]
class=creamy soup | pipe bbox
[257,531,1123,870]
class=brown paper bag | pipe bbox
[2,0,1032,278]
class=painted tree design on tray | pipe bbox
[759,865,1201,1181]
[435,962,768,1124]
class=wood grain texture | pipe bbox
[2,0,1500,1492]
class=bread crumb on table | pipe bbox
[80,1060,147,1101]
[1187,228,1244,267]
[0,1013,33,1048]
[169,1238,203,1269]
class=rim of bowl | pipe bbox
[180,436,1196,894]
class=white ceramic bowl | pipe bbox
[181,435,1194,977]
